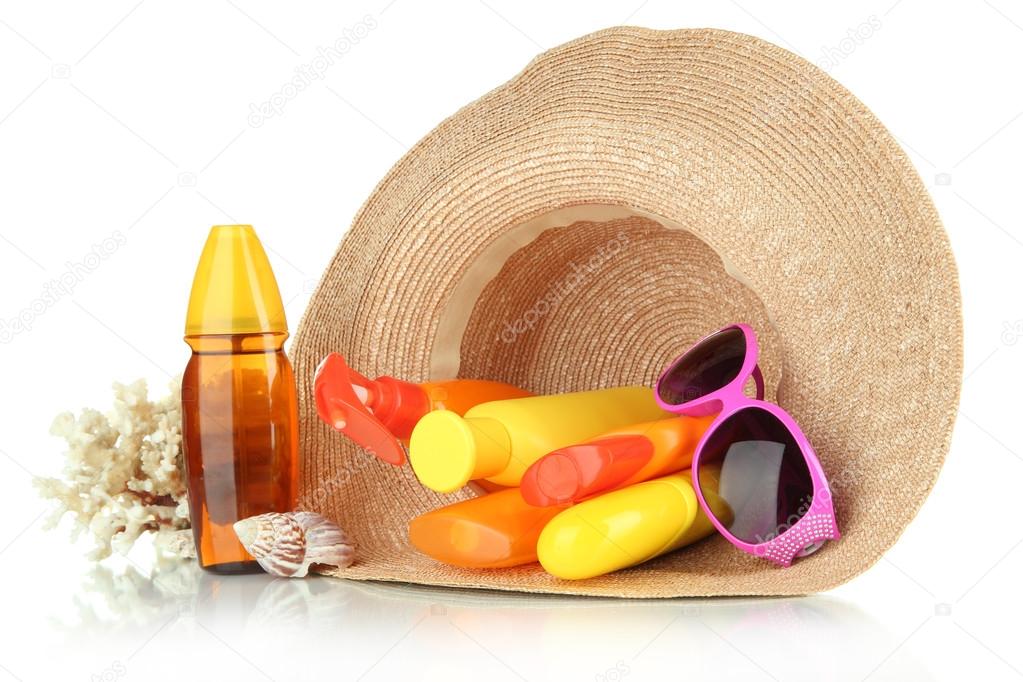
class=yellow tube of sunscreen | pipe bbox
[537,467,731,580]
[408,386,667,492]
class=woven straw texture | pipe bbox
[292,27,961,597]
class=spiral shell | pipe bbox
[233,512,355,578]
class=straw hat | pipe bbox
[293,26,961,596]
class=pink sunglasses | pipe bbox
[654,324,840,566]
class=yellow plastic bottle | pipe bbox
[408,386,668,492]
[536,467,731,580]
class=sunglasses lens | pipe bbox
[698,407,813,544]
[657,327,746,405]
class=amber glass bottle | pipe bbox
[182,225,299,574]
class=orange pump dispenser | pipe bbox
[314,353,529,466]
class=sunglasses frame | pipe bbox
[654,324,840,566]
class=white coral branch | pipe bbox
[35,378,190,559]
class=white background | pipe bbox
[1,1,1021,680]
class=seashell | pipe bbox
[159,528,197,559]
[233,511,355,578]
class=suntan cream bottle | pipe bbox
[182,225,299,574]
[314,353,530,466]
[408,488,563,569]
[537,467,730,580]
[520,414,716,506]
[408,386,668,492]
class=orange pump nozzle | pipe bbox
[520,435,654,506]
[313,353,429,466]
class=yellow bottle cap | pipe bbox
[408,412,511,493]
[185,225,288,336]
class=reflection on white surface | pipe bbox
[35,556,934,682]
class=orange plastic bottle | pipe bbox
[182,225,299,574]
[408,488,563,568]
[314,352,530,466]
[520,414,716,506]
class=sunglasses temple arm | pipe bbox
[752,364,765,400]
